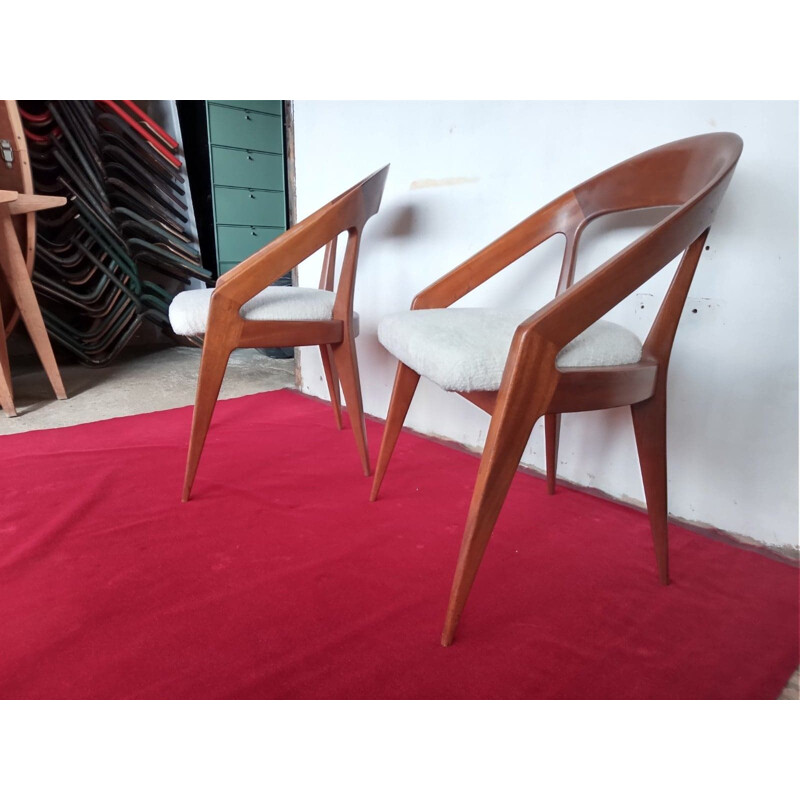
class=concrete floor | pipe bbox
[1,345,796,699]
[0,346,295,434]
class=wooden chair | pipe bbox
[369,133,742,646]
[170,165,390,502]
[0,100,69,416]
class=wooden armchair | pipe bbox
[170,165,389,501]
[369,134,742,645]
[1,100,68,416]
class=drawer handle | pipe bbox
[247,154,254,160]
[249,193,255,199]
[245,114,252,121]
[251,229,257,236]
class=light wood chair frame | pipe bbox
[369,134,743,645]
[182,165,389,501]
[1,100,68,416]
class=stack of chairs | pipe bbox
[18,100,209,365]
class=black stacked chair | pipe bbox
[18,100,209,365]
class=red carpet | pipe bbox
[1,389,797,699]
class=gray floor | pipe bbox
[1,345,796,699]
[0,346,295,435]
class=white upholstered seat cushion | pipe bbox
[377,308,643,392]
[169,286,341,336]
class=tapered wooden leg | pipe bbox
[630,385,669,585]
[442,389,549,646]
[331,331,370,476]
[319,343,342,430]
[370,362,420,501]
[182,339,232,502]
[0,302,17,416]
[545,412,561,495]
[0,209,66,401]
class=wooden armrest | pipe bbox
[4,193,68,215]
[215,201,348,308]
[214,164,389,310]
[0,190,20,204]
[215,225,331,309]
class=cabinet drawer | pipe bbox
[211,146,284,191]
[208,104,284,153]
[210,100,282,116]
[214,187,286,227]
[218,264,293,283]
[217,225,283,263]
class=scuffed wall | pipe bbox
[292,101,798,551]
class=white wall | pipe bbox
[292,101,798,551]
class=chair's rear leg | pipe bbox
[0,211,66,400]
[370,362,420,501]
[0,305,17,416]
[319,343,342,430]
[182,339,233,502]
[331,331,370,476]
[630,385,669,585]
[442,392,546,647]
[628,231,707,581]
[545,412,561,495]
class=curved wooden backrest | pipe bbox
[556,132,743,293]
[413,133,742,368]
[573,133,743,220]
[215,165,390,318]
[532,133,742,353]
[0,100,36,335]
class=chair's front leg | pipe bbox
[0,207,67,401]
[0,300,17,416]
[442,335,559,646]
[370,362,421,501]
[182,324,237,502]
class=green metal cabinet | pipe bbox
[206,101,287,276]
